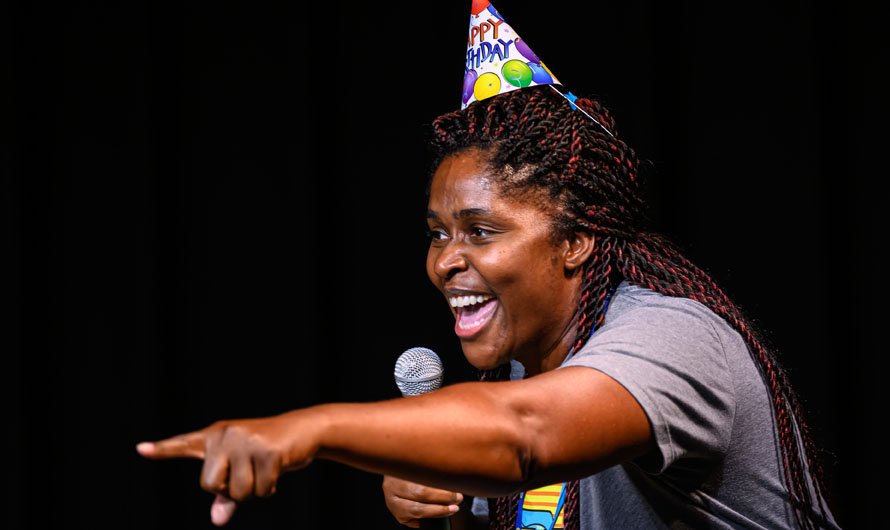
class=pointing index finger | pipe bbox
[137,431,207,460]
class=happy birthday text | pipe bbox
[468,18,505,46]
[467,38,515,70]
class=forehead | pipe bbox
[427,150,560,233]
[428,151,494,210]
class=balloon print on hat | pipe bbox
[473,72,501,101]
[502,60,533,88]
[528,62,553,85]
[471,0,490,16]
[463,70,479,104]
[514,38,541,65]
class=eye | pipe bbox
[470,226,497,238]
[426,228,449,242]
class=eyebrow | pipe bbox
[426,207,492,221]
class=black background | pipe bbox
[3,1,886,528]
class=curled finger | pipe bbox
[391,496,460,526]
[406,482,463,507]
[253,453,281,498]
[382,476,463,507]
[200,453,230,495]
[227,453,255,502]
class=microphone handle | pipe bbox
[420,518,451,530]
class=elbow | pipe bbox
[466,384,550,496]
[496,407,541,494]
[516,440,536,488]
[478,437,536,497]
[505,401,557,494]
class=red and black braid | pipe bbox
[431,86,828,530]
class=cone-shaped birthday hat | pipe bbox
[460,1,612,136]
[462,0,560,108]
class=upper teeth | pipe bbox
[450,294,493,308]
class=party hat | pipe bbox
[460,1,612,136]
[462,0,560,109]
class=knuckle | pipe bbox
[219,424,237,440]
[256,479,277,498]
[395,514,411,525]
[209,420,228,432]
[384,499,413,525]
[256,444,275,461]
[383,491,401,510]
[407,501,425,518]
[262,486,277,498]
[382,477,400,496]
[409,483,427,498]
[200,474,219,493]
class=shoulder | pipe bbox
[601,282,731,340]
[576,281,738,368]
[562,281,744,471]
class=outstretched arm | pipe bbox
[138,366,653,522]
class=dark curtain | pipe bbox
[3,1,884,528]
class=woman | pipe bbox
[139,87,838,529]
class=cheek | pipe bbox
[425,247,440,287]
[493,248,566,309]
[474,254,516,290]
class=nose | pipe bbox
[432,240,469,281]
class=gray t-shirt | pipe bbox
[472,281,838,529]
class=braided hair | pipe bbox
[430,86,828,530]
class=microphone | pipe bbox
[393,347,451,530]
[394,346,444,397]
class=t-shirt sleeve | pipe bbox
[561,298,737,474]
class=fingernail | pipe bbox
[455,493,464,503]
[136,442,153,455]
[449,504,460,514]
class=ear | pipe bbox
[563,232,595,271]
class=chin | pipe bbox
[461,342,510,372]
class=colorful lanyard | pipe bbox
[515,482,567,530]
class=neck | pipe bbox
[517,317,578,377]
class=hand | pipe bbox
[136,413,318,526]
[382,475,462,528]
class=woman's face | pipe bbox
[426,149,589,373]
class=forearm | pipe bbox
[140,367,652,505]
[303,381,531,497]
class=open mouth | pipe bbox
[450,294,498,338]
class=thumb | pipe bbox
[210,494,237,526]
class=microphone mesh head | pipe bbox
[394,347,444,397]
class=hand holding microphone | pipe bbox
[383,348,458,530]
